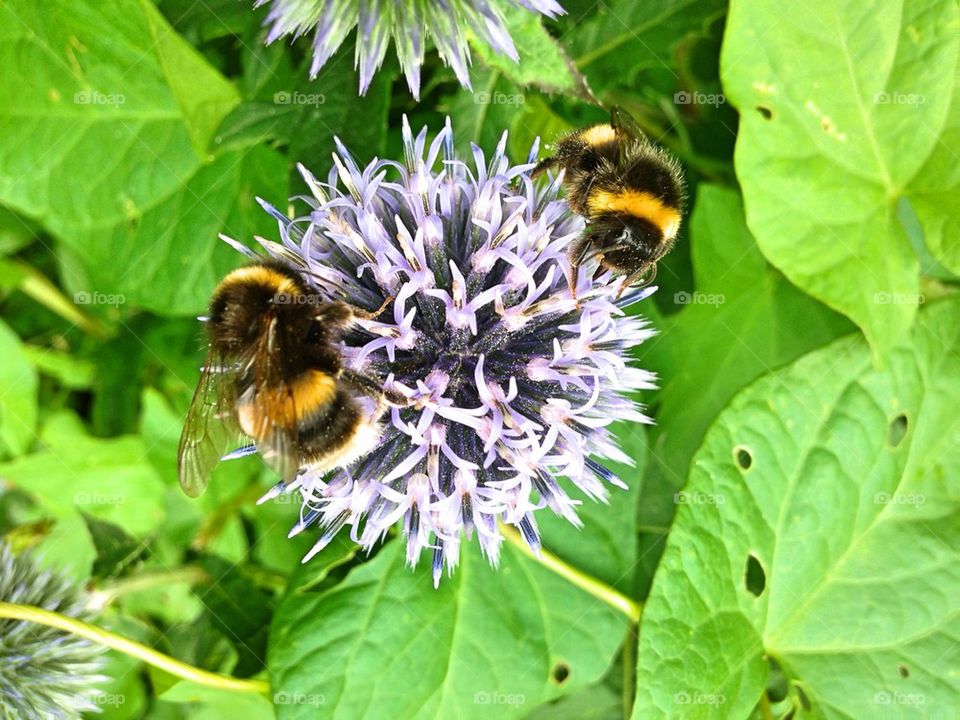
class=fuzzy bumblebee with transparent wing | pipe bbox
[533,107,687,296]
[177,259,402,498]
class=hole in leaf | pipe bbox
[888,414,908,448]
[550,662,570,685]
[745,554,765,597]
[735,446,753,470]
[795,685,812,711]
[756,105,773,119]
[898,664,910,678]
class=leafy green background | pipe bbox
[0,0,956,718]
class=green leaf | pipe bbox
[0,0,288,315]
[634,298,960,718]
[269,540,627,720]
[194,556,275,678]
[57,144,288,315]
[635,185,852,590]
[569,0,726,92]
[908,62,960,275]
[442,69,528,160]
[158,681,274,719]
[509,95,573,165]
[525,682,622,720]
[720,0,960,353]
[0,411,166,538]
[470,6,582,96]
[0,317,37,457]
[0,206,37,255]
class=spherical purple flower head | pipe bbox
[254,0,565,99]
[240,117,657,586]
[0,543,107,716]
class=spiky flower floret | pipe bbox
[0,543,107,717]
[237,117,656,586]
[255,0,565,98]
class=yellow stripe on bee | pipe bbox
[221,265,300,297]
[587,190,682,240]
[289,370,338,416]
[581,124,617,146]
[238,370,337,438]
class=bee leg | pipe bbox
[566,234,594,304]
[340,368,413,409]
[348,295,394,322]
[531,156,557,179]
[616,264,657,298]
[320,296,394,329]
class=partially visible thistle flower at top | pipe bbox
[0,543,107,717]
[236,117,656,586]
[255,0,565,98]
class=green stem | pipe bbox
[0,601,269,695]
[499,522,642,623]
[10,260,109,338]
[758,692,774,720]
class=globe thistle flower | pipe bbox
[254,0,565,98]
[230,117,656,586]
[0,543,107,717]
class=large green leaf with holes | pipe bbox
[633,298,960,719]
[721,0,960,353]
[635,185,852,593]
[270,539,627,720]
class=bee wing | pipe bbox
[177,354,246,498]
[250,324,301,485]
[610,106,649,165]
[611,106,645,141]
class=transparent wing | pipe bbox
[610,106,647,164]
[177,354,245,498]
[250,327,301,485]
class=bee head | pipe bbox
[209,262,316,352]
[586,214,674,276]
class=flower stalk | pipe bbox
[0,602,269,695]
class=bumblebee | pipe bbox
[533,107,686,294]
[177,259,400,497]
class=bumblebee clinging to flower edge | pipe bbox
[533,107,686,296]
[177,259,403,498]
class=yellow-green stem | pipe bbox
[0,602,269,695]
[499,522,642,623]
